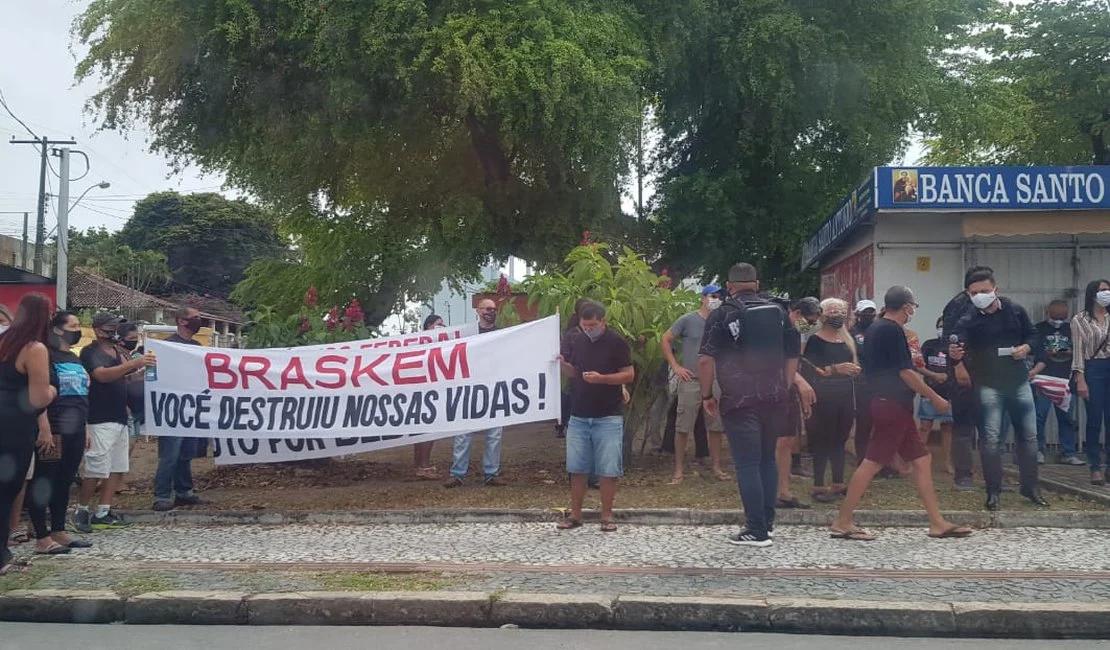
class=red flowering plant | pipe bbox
[244,286,376,348]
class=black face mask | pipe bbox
[825,316,846,330]
[857,314,875,328]
[60,330,81,346]
[120,339,138,352]
[183,318,203,333]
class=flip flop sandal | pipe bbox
[830,528,876,542]
[34,542,72,555]
[8,531,31,545]
[556,518,583,530]
[776,497,810,509]
[599,521,617,533]
[928,526,973,539]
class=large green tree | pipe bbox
[646,0,985,291]
[66,226,172,295]
[116,191,285,297]
[76,0,647,325]
[922,0,1110,166]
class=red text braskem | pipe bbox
[204,342,471,390]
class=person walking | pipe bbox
[661,285,729,483]
[1072,279,1110,485]
[1030,300,1082,466]
[75,313,155,532]
[801,298,859,503]
[445,298,509,488]
[699,263,800,547]
[831,286,971,541]
[556,300,634,532]
[0,294,58,574]
[951,268,1047,509]
[152,308,209,511]
[413,314,445,480]
[27,311,92,553]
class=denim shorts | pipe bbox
[566,415,624,478]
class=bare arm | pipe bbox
[698,354,716,398]
[21,342,56,409]
[900,368,944,403]
[583,366,635,385]
[91,356,147,383]
[660,329,680,368]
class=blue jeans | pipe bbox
[721,406,780,536]
[978,382,1039,496]
[1033,384,1077,456]
[1082,358,1110,471]
[450,428,503,480]
[154,436,195,502]
[566,416,624,477]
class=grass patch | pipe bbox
[0,563,57,593]
[112,573,175,597]
[314,571,462,592]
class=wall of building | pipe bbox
[872,212,965,328]
[0,284,56,312]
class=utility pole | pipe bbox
[55,148,71,309]
[10,136,76,274]
[21,212,28,270]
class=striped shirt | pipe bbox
[1071,311,1110,372]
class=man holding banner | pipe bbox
[557,300,634,533]
[444,298,509,488]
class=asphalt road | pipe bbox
[0,625,1105,650]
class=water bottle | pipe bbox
[144,350,158,382]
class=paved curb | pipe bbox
[1005,467,1110,507]
[2,589,1109,638]
[114,507,1110,529]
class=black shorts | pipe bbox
[782,387,802,438]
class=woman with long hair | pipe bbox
[0,294,58,573]
[412,314,446,480]
[801,298,860,503]
[1072,279,1110,485]
[27,311,92,553]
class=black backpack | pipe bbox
[717,295,786,368]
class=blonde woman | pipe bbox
[801,298,859,503]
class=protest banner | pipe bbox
[281,321,476,351]
[211,431,480,465]
[144,316,561,440]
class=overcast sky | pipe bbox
[0,0,225,241]
[0,0,924,244]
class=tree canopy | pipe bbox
[66,226,172,295]
[922,0,1110,166]
[115,191,285,297]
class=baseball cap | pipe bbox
[883,286,918,311]
[701,284,721,296]
[91,312,126,330]
[854,299,877,313]
[727,263,758,283]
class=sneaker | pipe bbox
[90,512,129,529]
[72,509,92,534]
[1036,451,1046,465]
[152,500,175,512]
[1061,455,1086,466]
[727,529,773,548]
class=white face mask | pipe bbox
[1048,319,1066,328]
[936,328,944,339]
[0,324,7,335]
[706,298,721,311]
[1097,291,1110,307]
[971,291,997,310]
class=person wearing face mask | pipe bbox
[557,300,634,532]
[660,285,729,484]
[445,299,510,488]
[27,311,92,554]
[74,313,157,533]
[116,323,145,445]
[832,286,969,541]
[1029,299,1082,466]
[152,308,209,511]
[917,317,956,476]
[776,297,820,509]
[951,268,1046,510]
[849,300,877,463]
[801,298,859,503]
[1072,280,1110,485]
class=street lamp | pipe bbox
[71,181,111,211]
[55,163,111,308]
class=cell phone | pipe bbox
[997,347,1014,357]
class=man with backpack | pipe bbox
[699,263,800,547]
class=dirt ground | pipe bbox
[112,422,1107,512]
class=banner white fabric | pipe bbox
[144,316,561,440]
[278,322,477,352]
[211,430,485,465]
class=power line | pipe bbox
[0,87,38,140]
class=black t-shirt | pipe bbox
[863,317,915,408]
[699,292,800,414]
[81,343,130,425]
[165,334,200,346]
[1034,320,1073,379]
[801,335,854,398]
[921,337,953,399]
[954,298,1037,390]
[48,348,90,435]
[561,327,632,418]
